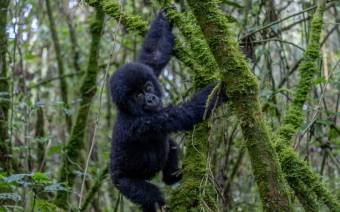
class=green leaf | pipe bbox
[24,53,37,61]
[32,172,49,184]
[47,144,62,156]
[314,76,327,84]
[35,199,58,211]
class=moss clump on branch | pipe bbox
[186,0,293,211]
[164,8,219,87]
[55,6,105,209]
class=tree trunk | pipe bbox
[0,0,12,173]
[55,6,105,209]
[187,0,292,211]
[274,0,340,211]
[160,5,221,210]
[45,0,72,131]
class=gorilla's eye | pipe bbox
[144,81,154,93]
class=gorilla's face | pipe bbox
[133,81,161,112]
[110,63,163,116]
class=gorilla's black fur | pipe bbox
[109,10,227,212]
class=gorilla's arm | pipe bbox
[132,84,227,135]
[137,10,174,77]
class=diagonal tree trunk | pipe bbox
[186,0,292,211]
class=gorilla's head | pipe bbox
[110,63,163,115]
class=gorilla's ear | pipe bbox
[137,11,174,77]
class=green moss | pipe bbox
[164,8,219,87]
[187,0,292,211]
[55,7,105,209]
[273,0,340,210]
[150,2,222,210]
[168,124,218,211]
[277,0,325,142]
[276,142,339,211]
[101,0,148,33]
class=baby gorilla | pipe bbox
[109,10,227,212]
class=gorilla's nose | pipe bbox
[145,94,159,106]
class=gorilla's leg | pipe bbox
[113,177,164,212]
[162,139,182,185]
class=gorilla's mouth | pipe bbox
[144,100,161,111]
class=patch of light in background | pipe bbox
[21,3,32,42]
[7,3,33,40]
[31,18,38,31]
[27,18,39,47]
[162,67,176,100]
[69,0,78,8]
[23,3,32,18]
[8,17,18,39]
[22,32,28,41]
[41,47,49,78]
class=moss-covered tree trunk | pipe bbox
[158,6,221,210]
[274,0,340,211]
[169,126,218,211]
[186,0,292,211]
[55,6,105,209]
[35,107,46,171]
[0,0,12,173]
[45,0,72,131]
